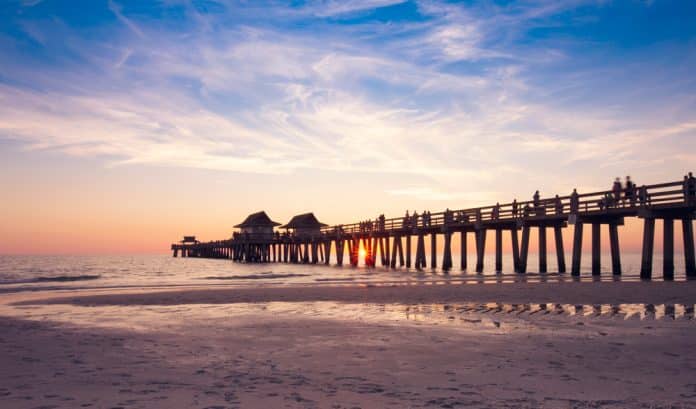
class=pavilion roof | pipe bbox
[280,213,328,229]
[234,211,281,228]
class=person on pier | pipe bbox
[533,190,540,209]
[612,177,622,206]
[403,210,410,229]
[638,185,649,206]
[625,176,636,207]
[412,211,419,228]
[492,203,500,220]
[512,199,518,218]
[444,208,453,225]
[570,188,579,213]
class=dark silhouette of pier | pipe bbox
[171,176,696,280]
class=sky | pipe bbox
[0,0,695,254]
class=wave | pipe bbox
[202,273,309,280]
[0,275,102,284]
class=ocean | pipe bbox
[0,252,689,293]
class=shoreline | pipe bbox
[6,280,696,307]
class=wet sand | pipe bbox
[9,279,696,306]
[1,281,696,408]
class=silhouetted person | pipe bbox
[512,199,518,218]
[533,190,540,208]
[638,185,648,206]
[444,208,453,225]
[612,177,622,207]
[413,211,419,228]
[689,172,696,204]
[492,203,500,220]
[684,175,690,202]
[625,176,635,206]
[570,188,579,213]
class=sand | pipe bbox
[1,281,696,408]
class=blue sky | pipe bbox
[1,0,695,252]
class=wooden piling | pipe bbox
[683,219,696,277]
[553,226,566,273]
[495,229,502,272]
[519,226,530,274]
[663,219,674,280]
[430,233,437,269]
[571,222,583,276]
[609,223,621,275]
[475,229,486,273]
[640,218,655,279]
[511,229,520,272]
[539,226,547,273]
[460,231,467,270]
[443,232,453,271]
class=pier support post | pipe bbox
[519,226,530,274]
[640,218,655,279]
[475,229,486,273]
[511,229,520,272]
[571,222,583,276]
[431,233,437,269]
[391,236,398,268]
[592,223,601,275]
[325,241,331,265]
[406,235,412,268]
[609,223,621,275]
[385,236,391,267]
[443,232,453,271]
[683,219,696,277]
[336,240,344,266]
[663,219,674,280]
[553,226,566,273]
[495,229,502,272]
[460,231,467,270]
[378,238,385,266]
[539,226,547,273]
[416,234,426,269]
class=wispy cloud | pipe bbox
[108,0,145,38]
[0,0,694,201]
[303,0,408,17]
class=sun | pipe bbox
[358,247,367,259]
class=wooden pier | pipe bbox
[171,177,696,280]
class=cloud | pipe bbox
[303,0,408,17]
[108,0,145,38]
[0,0,694,200]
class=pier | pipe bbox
[172,177,696,280]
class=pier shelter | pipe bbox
[234,211,281,240]
[281,213,327,238]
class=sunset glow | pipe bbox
[1,1,695,254]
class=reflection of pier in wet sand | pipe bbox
[404,303,696,321]
[172,177,696,280]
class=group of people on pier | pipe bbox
[358,214,388,232]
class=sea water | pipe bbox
[0,252,689,294]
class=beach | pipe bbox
[2,280,696,408]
